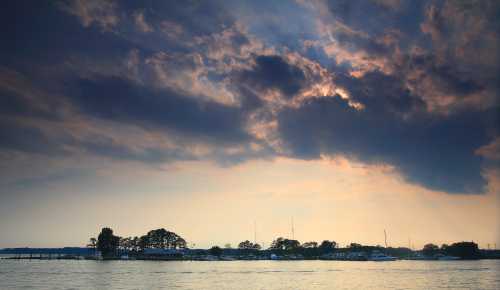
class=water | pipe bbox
[0,259,498,289]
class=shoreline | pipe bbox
[3,256,498,261]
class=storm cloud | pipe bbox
[278,95,495,194]
[0,0,498,195]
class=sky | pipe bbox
[0,0,499,249]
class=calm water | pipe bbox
[0,259,498,289]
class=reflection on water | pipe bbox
[0,259,498,289]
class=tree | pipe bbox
[422,243,439,257]
[209,246,223,257]
[318,240,337,253]
[348,243,362,249]
[138,228,187,250]
[238,240,261,250]
[270,237,300,251]
[119,237,131,251]
[444,242,480,259]
[174,237,187,249]
[87,237,97,256]
[302,241,318,248]
[97,227,120,258]
[138,235,149,250]
[238,240,252,249]
[87,237,97,249]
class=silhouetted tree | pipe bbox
[87,237,97,249]
[97,228,120,258]
[238,240,261,250]
[348,243,362,249]
[209,246,223,256]
[87,237,97,256]
[444,242,480,259]
[302,241,318,248]
[174,237,187,249]
[270,237,300,251]
[319,240,337,253]
[119,237,129,251]
[138,228,187,250]
[422,243,439,257]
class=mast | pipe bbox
[291,217,295,240]
[384,229,388,248]
[254,220,257,245]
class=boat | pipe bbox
[370,251,397,261]
[368,230,397,261]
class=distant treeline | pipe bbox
[86,227,488,260]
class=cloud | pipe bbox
[72,76,251,144]
[415,0,500,112]
[334,70,425,115]
[238,55,307,98]
[0,0,498,196]
[307,0,499,114]
[133,11,153,33]
[58,0,119,31]
[476,137,500,162]
[0,119,67,156]
[278,95,495,194]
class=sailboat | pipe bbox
[370,250,397,261]
[369,229,397,261]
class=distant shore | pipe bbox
[2,249,499,261]
[3,227,498,262]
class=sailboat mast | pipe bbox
[254,220,257,245]
[384,229,388,248]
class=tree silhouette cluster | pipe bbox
[89,227,482,260]
[96,228,120,258]
[91,227,187,257]
[238,240,261,250]
[422,242,480,259]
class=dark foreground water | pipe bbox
[0,259,498,289]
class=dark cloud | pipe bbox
[0,90,49,120]
[228,0,319,51]
[234,85,265,112]
[326,0,426,38]
[120,0,234,36]
[334,71,425,114]
[238,55,306,98]
[78,135,196,164]
[321,0,499,113]
[72,77,250,144]
[0,117,199,165]
[0,120,67,156]
[0,0,498,197]
[278,95,495,194]
[408,53,484,95]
